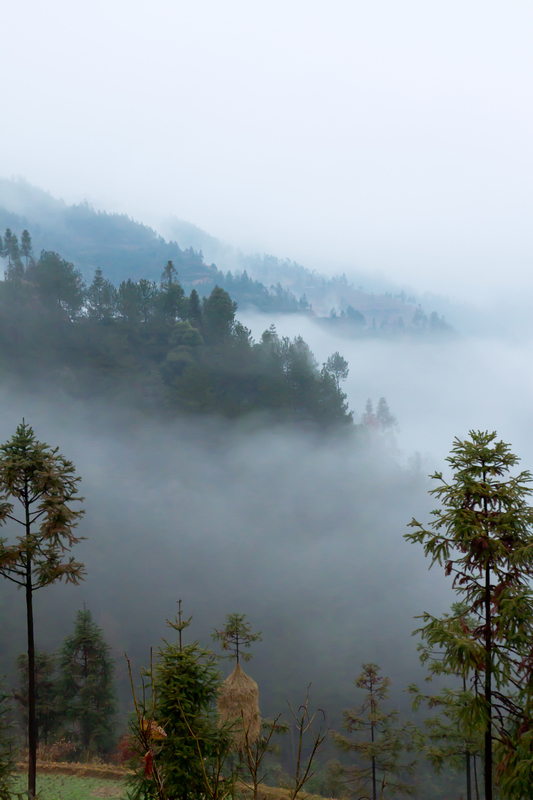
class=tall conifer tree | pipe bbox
[57,607,117,756]
[406,431,533,799]
[0,421,85,798]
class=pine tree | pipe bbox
[127,609,233,800]
[331,663,416,800]
[2,229,24,281]
[117,279,141,323]
[20,230,33,267]
[2,230,13,267]
[0,421,85,798]
[158,261,184,322]
[324,351,349,392]
[26,251,85,315]
[408,605,483,800]
[57,607,117,756]
[137,279,158,323]
[376,397,397,430]
[212,613,262,665]
[86,268,117,323]
[202,286,236,343]
[15,650,58,746]
[405,431,533,799]
[187,288,202,328]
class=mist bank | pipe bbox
[240,310,533,470]
[3,301,533,729]
[0,389,448,726]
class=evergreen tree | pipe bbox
[332,664,416,800]
[202,286,236,343]
[0,421,85,798]
[158,261,184,322]
[2,230,13,264]
[26,251,85,315]
[408,604,483,800]
[324,351,349,393]
[376,397,397,431]
[212,613,262,665]
[128,611,233,800]
[15,650,58,746]
[2,229,24,281]
[20,230,33,266]
[117,279,141,324]
[137,278,158,323]
[86,268,117,323]
[405,431,533,799]
[187,288,202,328]
[57,607,117,756]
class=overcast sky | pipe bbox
[2,0,532,300]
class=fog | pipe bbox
[2,0,533,301]
[240,310,533,463]
[2,0,533,734]
[0,390,439,722]
[2,309,533,724]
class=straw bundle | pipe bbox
[217,663,260,749]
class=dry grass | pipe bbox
[237,785,335,800]
[218,663,261,748]
[16,761,131,779]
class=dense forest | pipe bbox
[0,180,452,334]
[0,228,352,425]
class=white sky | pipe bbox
[2,0,532,300]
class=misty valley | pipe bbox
[2,186,533,800]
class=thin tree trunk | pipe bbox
[26,560,36,799]
[463,674,472,800]
[25,474,37,800]
[484,563,492,800]
[371,690,376,800]
[466,750,472,800]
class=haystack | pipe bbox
[217,663,260,750]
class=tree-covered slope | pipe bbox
[0,180,453,331]
[0,237,352,426]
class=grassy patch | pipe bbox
[11,773,126,800]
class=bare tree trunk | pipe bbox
[484,563,492,800]
[26,562,36,799]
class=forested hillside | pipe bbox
[0,230,351,425]
[0,180,453,332]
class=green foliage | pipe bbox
[158,261,185,322]
[324,352,349,392]
[0,420,86,592]
[212,613,262,664]
[0,679,16,800]
[0,420,86,796]
[86,268,117,322]
[405,431,533,799]
[56,608,117,756]
[0,234,354,426]
[408,603,483,797]
[127,614,234,800]
[16,650,59,745]
[202,285,237,343]
[331,663,417,799]
[26,251,85,316]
